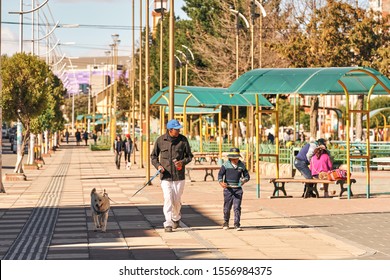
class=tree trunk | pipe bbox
[310,96,319,139]
[27,133,36,165]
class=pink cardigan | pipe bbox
[310,153,333,176]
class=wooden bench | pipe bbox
[372,157,390,170]
[186,165,221,182]
[268,178,357,198]
[192,152,219,165]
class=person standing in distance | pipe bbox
[294,138,326,197]
[151,119,193,232]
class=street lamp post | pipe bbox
[104,50,111,142]
[110,34,120,147]
[145,0,151,182]
[251,0,267,68]
[154,1,168,132]
[176,50,187,86]
[174,54,182,86]
[139,1,144,168]
[168,0,175,120]
[229,7,249,146]
[131,0,136,164]
[67,58,78,136]
[181,45,194,86]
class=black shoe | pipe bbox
[164,226,173,232]
[172,220,180,229]
[222,222,229,230]
[234,224,242,231]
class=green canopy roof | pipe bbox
[362,107,390,121]
[227,67,390,95]
[76,114,104,121]
[166,106,221,115]
[150,86,273,107]
[76,114,84,121]
[86,113,104,120]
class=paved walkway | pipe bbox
[1,139,390,260]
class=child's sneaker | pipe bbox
[234,224,242,231]
[222,222,229,230]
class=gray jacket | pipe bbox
[150,132,193,181]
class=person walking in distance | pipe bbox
[151,119,193,232]
[218,148,250,231]
[65,129,69,144]
[75,129,81,146]
[83,130,89,146]
[113,134,124,170]
[123,134,133,169]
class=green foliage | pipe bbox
[31,75,66,134]
[1,53,50,128]
[182,0,226,35]
[90,144,111,151]
[367,96,390,128]
[63,94,89,122]
[271,1,390,69]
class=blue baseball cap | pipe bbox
[166,119,183,130]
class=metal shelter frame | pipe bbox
[226,67,390,199]
[150,85,273,161]
[362,108,390,141]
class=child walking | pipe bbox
[218,148,250,231]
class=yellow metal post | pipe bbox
[219,109,222,160]
[275,95,280,178]
[255,95,260,198]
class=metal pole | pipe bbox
[131,0,136,164]
[0,0,5,193]
[168,0,175,119]
[139,1,144,168]
[88,66,91,132]
[159,1,164,132]
[145,0,151,182]
[159,0,164,91]
[19,0,23,52]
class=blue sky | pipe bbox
[1,0,187,58]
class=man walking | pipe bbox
[151,119,193,232]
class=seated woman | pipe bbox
[310,145,333,197]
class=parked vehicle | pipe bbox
[2,123,9,138]
[8,126,17,143]
[11,138,28,154]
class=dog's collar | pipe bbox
[92,204,109,215]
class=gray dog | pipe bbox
[90,188,110,232]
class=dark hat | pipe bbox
[317,138,326,146]
[167,119,183,130]
[227,147,241,159]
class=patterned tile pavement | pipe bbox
[1,138,390,260]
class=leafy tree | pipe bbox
[63,94,89,124]
[367,96,390,128]
[1,53,52,173]
[270,0,390,139]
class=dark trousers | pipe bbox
[223,187,243,226]
[124,152,131,163]
[294,158,314,195]
[115,152,122,169]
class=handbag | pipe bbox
[327,169,348,181]
[318,172,329,180]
